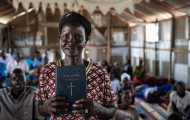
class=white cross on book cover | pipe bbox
[55,65,87,114]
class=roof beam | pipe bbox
[164,0,187,9]
[138,3,161,15]
[0,1,7,6]
[150,0,183,16]
[134,4,157,22]
[113,13,129,26]
[0,4,11,11]
[133,10,150,22]
[142,1,172,19]
[124,8,145,22]
[122,9,146,25]
[0,8,14,17]
[122,11,144,22]
[181,0,188,6]
[135,4,154,15]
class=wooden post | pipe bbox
[170,16,175,80]
[107,14,112,64]
[143,26,146,66]
[33,11,39,54]
[7,25,11,51]
[3,25,9,51]
[44,11,48,46]
[33,12,38,51]
[155,20,159,76]
[127,26,131,59]
[155,41,158,76]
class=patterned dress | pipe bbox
[35,59,116,120]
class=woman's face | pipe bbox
[60,22,86,57]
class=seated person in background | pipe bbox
[123,59,133,78]
[28,65,42,87]
[0,68,44,120]
[101,59,111,74]
[133,59,146,78]
[110,72,121,94]
[117,73,135,105]
[0,61,7,88]
[121,72,131,81]
[113,90,139,120]
[7,51,29,75]
[111,61,122,81]
[135,84,173,103]
[167,113,184,120]
[167,81,190,119]
[33,51,43,68]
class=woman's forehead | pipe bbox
[63,22,84,29]
[61,23,85,34]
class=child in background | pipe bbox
[167,81,190,119]
[113,90,139,120]
[117,73,135,106]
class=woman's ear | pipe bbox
[85,36,89,44]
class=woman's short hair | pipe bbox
[59,11,91,39]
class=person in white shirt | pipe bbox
[0,50,13,64]
[113,90,139,120]
[110,72,121,94]
[0,68,44,120]
[167,81,190,119]
[7,51,29,75]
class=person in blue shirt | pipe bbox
[33,51,43,68]
[135,84,173,103]
[0,61,8,88]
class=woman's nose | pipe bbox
[68,36,78,44]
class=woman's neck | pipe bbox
[64,56,83,66]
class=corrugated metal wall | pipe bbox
[130,16,190,87]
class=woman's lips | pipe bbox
[65,48,78,51]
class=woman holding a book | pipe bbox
[35,11,117,120]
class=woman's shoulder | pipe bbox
[84,59,105,71]
[40,61,57,72]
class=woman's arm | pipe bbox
[93,102,116,119]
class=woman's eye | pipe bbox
[60,34,84,43]
[60,34,69,39]
[75,35,83,41]
[65,34,70,39]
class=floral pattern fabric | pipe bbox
[35,60,116,120]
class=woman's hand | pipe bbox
[72,98,94,118]
[42,96,69,115]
